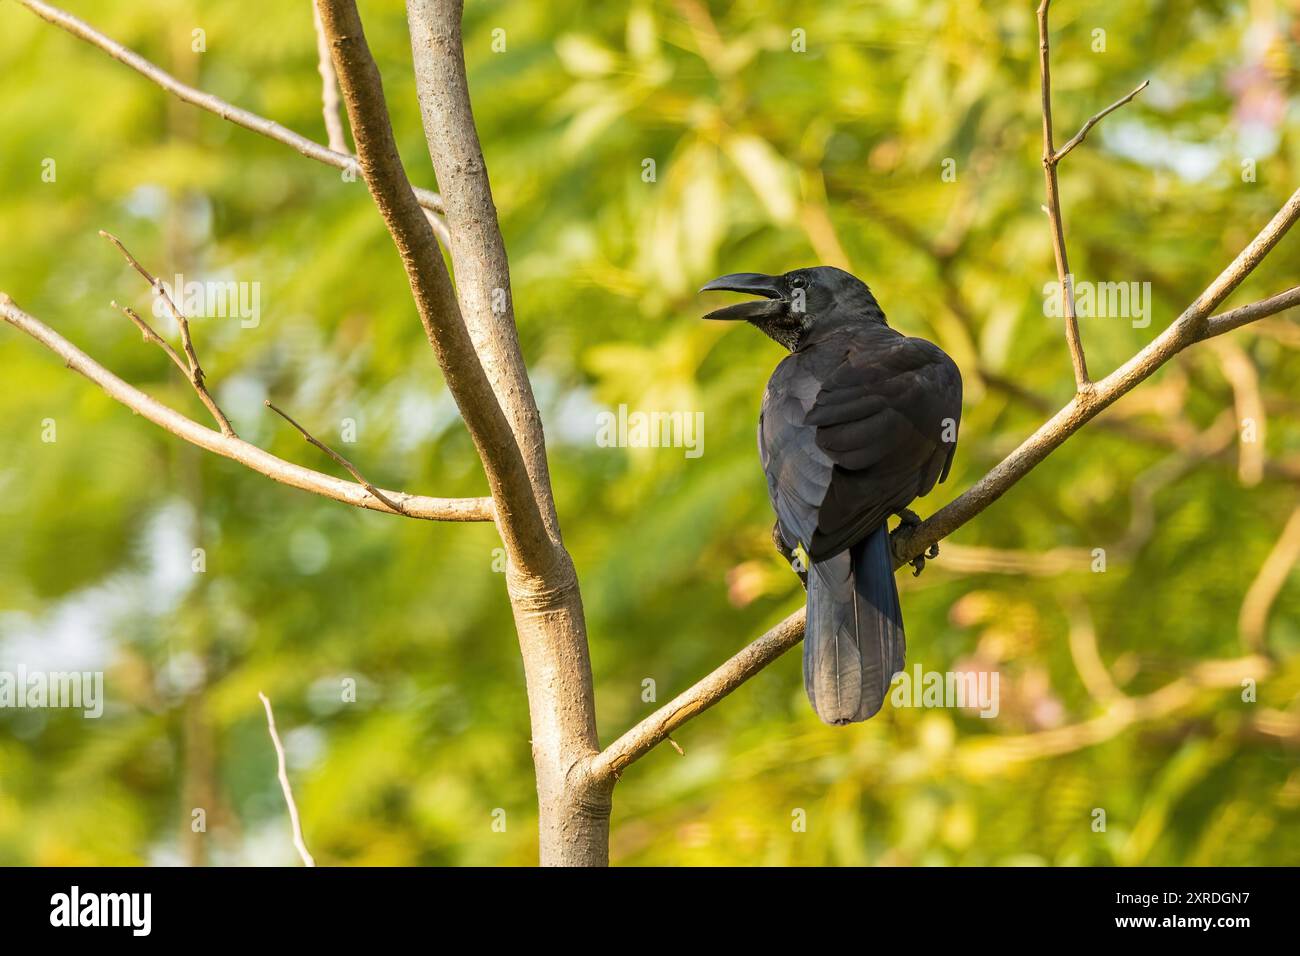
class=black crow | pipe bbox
[702,267,962,724]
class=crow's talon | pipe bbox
[895,507,922,528]
[908,541,940,577]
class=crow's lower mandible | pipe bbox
[701,267,963,725]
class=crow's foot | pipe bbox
[894,507,922,528]
[909,541,941,577]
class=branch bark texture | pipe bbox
[322,0,608,865]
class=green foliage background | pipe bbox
[1,0,1298,865]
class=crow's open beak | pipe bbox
[699,272,787,321]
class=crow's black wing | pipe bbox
[759,356,832,559]
[760,325,962,562]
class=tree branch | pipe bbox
[402,0,607,864]
[312,0,349,153]
[588,184,1300,782]
[314,0,556,574]
[404,0,570,565]
[1035,1,1147,392]
[0,295,493,522]
[14,0,446,219]
[101,231,205,380]
[109,297,238,437]
[1036,0,1149,391]
[1205,285,1300,339]
[1037,0,1087,388]
[894,185,1300,568]
[110,302,189,382]
[588,609,807,781]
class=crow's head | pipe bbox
[699,266,884,350]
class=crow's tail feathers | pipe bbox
[803,524,905,725]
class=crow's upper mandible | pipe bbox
[702,266,963,724]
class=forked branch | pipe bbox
[101,230,234,436]
[1037,0,1149,391]
[315,0,558,576]
[0,294,493,522]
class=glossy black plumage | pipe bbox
[761,321,961,561]
[703,266,963,725]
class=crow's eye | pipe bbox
[789,276,807,290]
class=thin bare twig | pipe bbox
[1037,0,1089,389]
[100,230,235,437]
[1036,2,1147,391]
[264,400,406,514]
[0,295,493,522]
[311,0,349,153]
[422,207,453,249]
[13,0,447,220]
[110,301,189,377]
[1053,79,1150,163]
[100,231,204,378]
[258,692,316,867]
